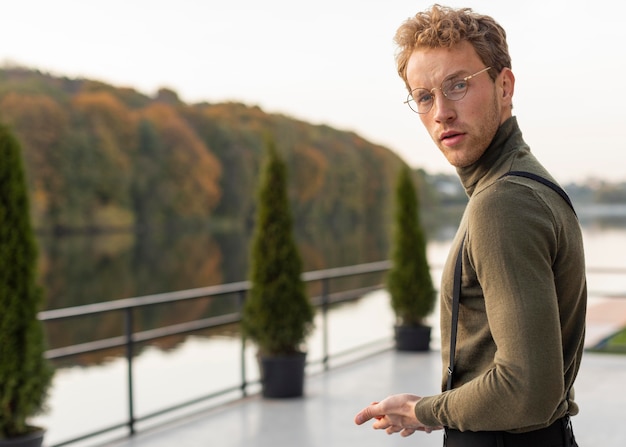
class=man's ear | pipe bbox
[499,68,515,108]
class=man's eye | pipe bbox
[450,80,468,92]
[415,92,433,104]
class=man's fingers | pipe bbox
[354,408,371,425]
[386,424,403,435]
[401,428,416,437]
[354,403,382,425]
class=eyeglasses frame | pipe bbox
[404,66,492,114]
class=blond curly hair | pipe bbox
[394,4,511,91]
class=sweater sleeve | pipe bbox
[415,181,569,432]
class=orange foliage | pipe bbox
[72,91,136,171]
[292,144,328,202]
[0,92,68,150]
[0,92,68,220]
[140,103,222,215]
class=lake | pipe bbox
[32,210,626,446]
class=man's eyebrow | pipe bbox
[442,69,470,81]
[412,69,471,90]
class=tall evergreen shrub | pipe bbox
[241,136,314,355]
[0,123,53,438]
[386,166,435,326]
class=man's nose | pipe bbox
[432,91,456,122]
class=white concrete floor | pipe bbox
[107,349,626,447]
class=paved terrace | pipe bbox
[107,296,626,447]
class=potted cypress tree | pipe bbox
[241,135,314,398]
[386,166,436,351]
[0,123,54,446]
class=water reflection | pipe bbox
[36,207,626,369]
[37,220,398,368]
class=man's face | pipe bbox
[405,41,513,168]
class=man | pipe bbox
[354,5,586,446]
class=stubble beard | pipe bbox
[437,92,502,169]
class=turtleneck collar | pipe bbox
[456,116,525,197]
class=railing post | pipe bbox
[322,278,330,371]
[124,307,136,435]
[238,290,248,397]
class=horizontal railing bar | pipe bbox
[39,261,392,322]
[318,285,383,305]
[45,336,127,360]
[303,260,391,281]
[132,313,242,343]
[45,313,242,360]
[44,287,385,360]
[38,281,251,321]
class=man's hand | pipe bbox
[354,394,442,437]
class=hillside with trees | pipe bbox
[0,66,413,237]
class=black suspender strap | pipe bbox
[446,171,576,392]
[499,171,576,216]
[446,237,465,391]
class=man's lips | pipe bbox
[440,130,465,147]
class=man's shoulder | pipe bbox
[469,174,553,219]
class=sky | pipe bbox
[2,0,625,183]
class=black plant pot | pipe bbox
[259,352,306,398]
[395,324,431,351]
[0,428,45,447]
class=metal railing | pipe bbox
[38,260,392,447]
[37,262,626,447]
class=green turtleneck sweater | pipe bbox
[414,117,587,433]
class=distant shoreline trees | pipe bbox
[0,67,403,237]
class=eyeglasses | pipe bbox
[404,67,491,114]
